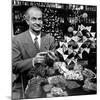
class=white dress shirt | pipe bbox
[29,30,41,48]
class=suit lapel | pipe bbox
[23,31,39,57]
[40,35,50,52]
[23,31,50,57]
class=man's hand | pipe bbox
[32,52,48,66]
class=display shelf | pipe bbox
[12,0,97,40]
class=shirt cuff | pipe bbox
[32,58,35,68]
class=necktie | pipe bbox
[34,36,39,50]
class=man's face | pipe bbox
[27,8,43,33]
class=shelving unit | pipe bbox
[12,0,97,41]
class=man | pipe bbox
[12,6,56,99]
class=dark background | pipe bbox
[12,0,97,41]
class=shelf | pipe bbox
[13,21,26,24]
[12,1,96,39]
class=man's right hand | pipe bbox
[32,52,48,67]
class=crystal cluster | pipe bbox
[25,24,96,98]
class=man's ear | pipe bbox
[23,14,29,25]
[26,19,30,25]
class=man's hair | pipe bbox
[24,6,43,21]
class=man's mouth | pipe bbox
[33,24,42,28]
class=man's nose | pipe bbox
[35,19,41,24]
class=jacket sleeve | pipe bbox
[12,37,33,74]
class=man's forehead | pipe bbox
[27,7,42,16]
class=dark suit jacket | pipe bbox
[12,30,56,96]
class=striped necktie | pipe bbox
[34,36,39,50]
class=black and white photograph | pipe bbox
[11,0,97,99]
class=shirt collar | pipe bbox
[29,30,41,48]
[29,30,41,40]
